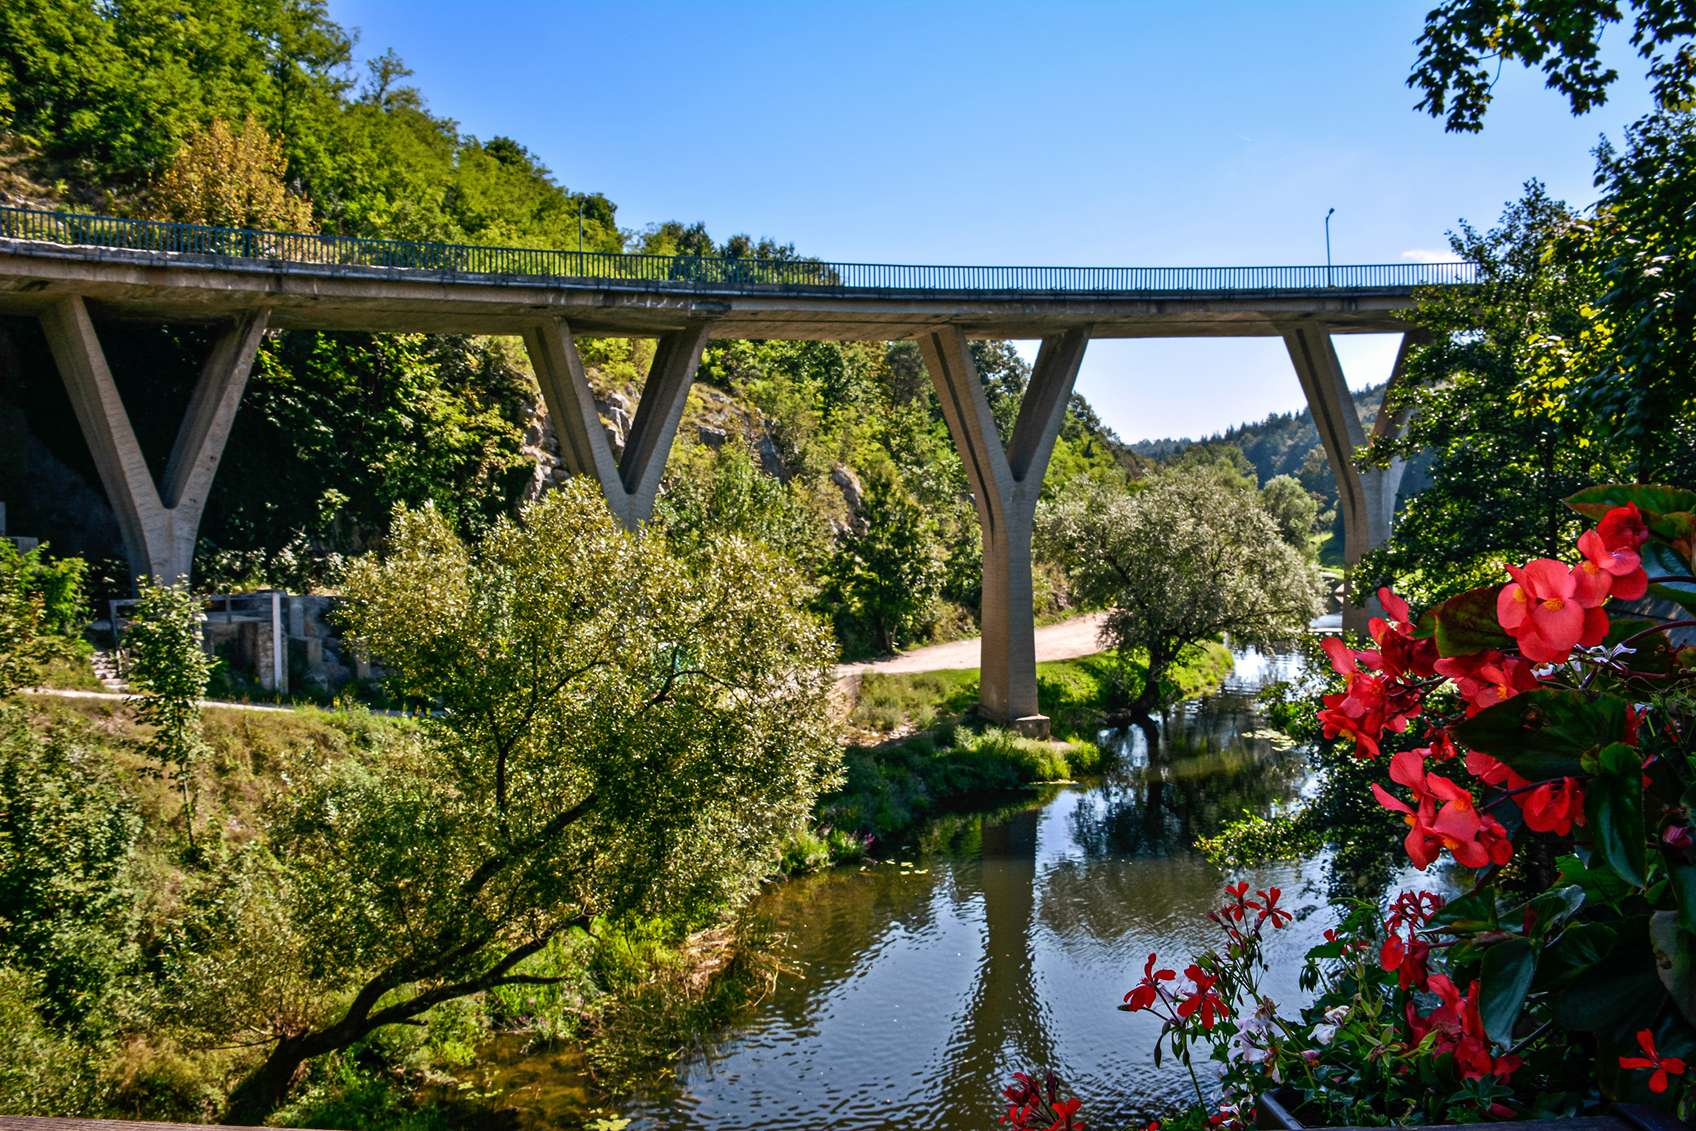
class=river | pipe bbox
[485,647,1343,1130]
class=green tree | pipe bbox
[654,442,828,572]
[150,114,314,230]
[825,462,944,655]
[123,581,214,847]
[1410,0,1696,132]
[0,544,45,698]
[0,542,87,698]
[1038,472,1322,743]
[1553,110,1696,483]
[1259,473,1321,553]
[200,331,535,584]
[1361,182,1624,604]
[0,708,140,1034]
[217,482,839,1118]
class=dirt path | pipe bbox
[21,686,415,718]
[835,612,1107,678]
[27,613,1111,718]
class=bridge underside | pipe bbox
[0,240,1421,735]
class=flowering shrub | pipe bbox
[1000,1071,1087,1130]
[1110,485,1696,1126]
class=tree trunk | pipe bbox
[1126,652,1166,755]
[225,1033,322,1124]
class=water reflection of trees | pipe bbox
[1038,690,1311,943]
[1070,694,1309,861]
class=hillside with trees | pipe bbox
[0,0,1138,659]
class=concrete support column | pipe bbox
[40,296,268,587]
[918,325,1090,737]
[523,319,709,528]
[1282,322,1407,634]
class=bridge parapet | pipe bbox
[0,204,1474,297]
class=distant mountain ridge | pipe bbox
[1126,383,1386,486]
[1121,383,1432,565]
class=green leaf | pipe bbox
[1643,538,1694,579]
[1478,938,1536,1044]
[1428,887,1499,933]
[1587,743,1648,888]
[1554,953,1664,1033]
[1522,884,1586,936]
[1557,854,1635,907]
[1671,863,1696,935]
[1565,485,1696,521]
[1650,911,1696,1027]
[1454,689,1629,781]
[1540,921,1617,991]
[1650,583,1696,616]
[1425,584,1514,657]
[1648,509,1696,553]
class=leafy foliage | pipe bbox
[149,114,313,230]
[208,481,840,1118]
[1362,182,1625,604]
[1038,472,1323,725]
[0,540,88,696]
[0,708,139,1035]
[824,460,945,655]
[1554,111,1696,484]
[123,581,214,846]
[1410,0,1696,132]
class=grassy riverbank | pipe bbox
[7,641,1234,1126]
[5,694,793,1127]
[798,643,1236,869]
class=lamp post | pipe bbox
[1324,207,1336,287]
[576,198,585,275]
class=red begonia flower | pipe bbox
[1498,559,1591,663]
[1521,777,1586,836]
[1599,503,1650,552]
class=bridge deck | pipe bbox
[0,206,1465,340]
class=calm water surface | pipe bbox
[495,648,1340,1129]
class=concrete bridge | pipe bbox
[0,206,1470,736]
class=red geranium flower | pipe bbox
[1122,952,1176,1012]
[1046,1095,1085,1131]
[1621,1029,1687,1094]
[1176,964,1232,1030]
[1256,887,1292,929]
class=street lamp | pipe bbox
[1324,207,1336,287]
[576,197,585,275]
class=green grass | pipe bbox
[35,650,105,691]
[808,724,1100,862]
[848,643,1235,740]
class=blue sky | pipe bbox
[333,0,1654,442]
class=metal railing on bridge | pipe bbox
[0,204,1477,294]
